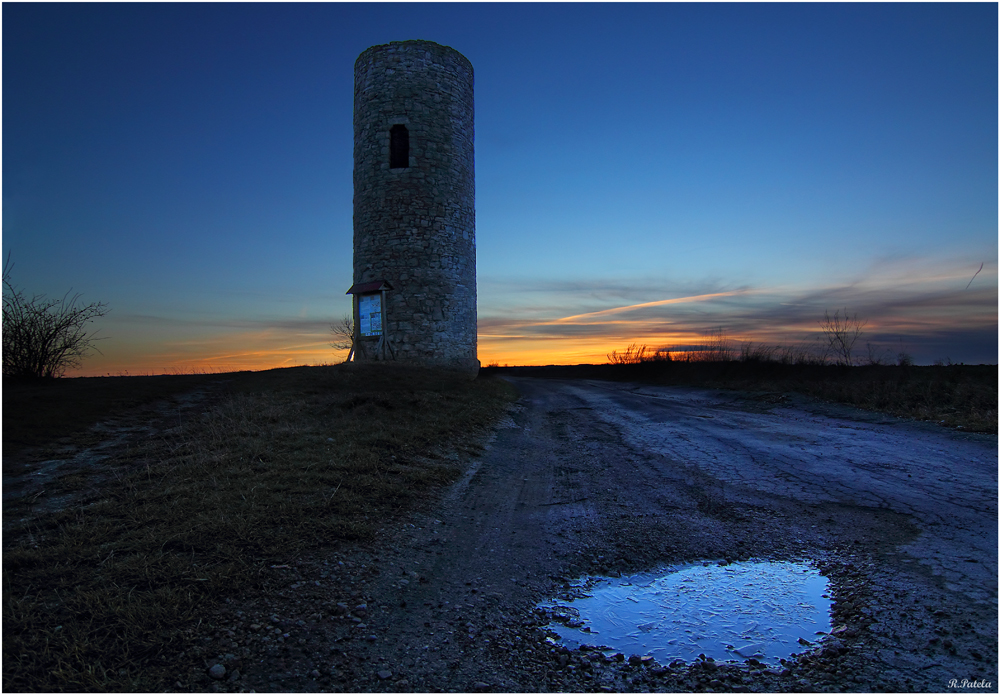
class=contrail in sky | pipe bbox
[965,262,983,290]
[556,290,753,323]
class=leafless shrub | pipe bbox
[780,345,825,365]
[2,256,109,379]
[710,328,734,361]
[865,341,892,366]
[694,328,735,362]
[820,308,866,366]
[736,340,825,366]
[646,348,673,363]
[669,349,693,362]
[864,339,914,367]
[607,343,648,364]
[330,314,355,355]
[740,341,778,363]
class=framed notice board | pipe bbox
[346,279,394,361]
[358,293,383,337]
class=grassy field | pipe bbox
[3,372,233,463]
[3,365,517,692]
[4,358,994,691]
[488,361,997,433]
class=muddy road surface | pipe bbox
[193,377,997,693]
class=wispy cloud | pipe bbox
[74,255,996,374]
[478,256,997,366]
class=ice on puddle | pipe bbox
[539,561,832,666]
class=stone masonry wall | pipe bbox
[353,40,477,371]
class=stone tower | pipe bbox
[350,40,478,373]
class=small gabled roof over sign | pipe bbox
[346,280,393,295]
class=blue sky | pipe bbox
[3,3,996,373]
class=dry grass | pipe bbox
[3,364,517,692]
[601,336,996,432]
[3,372,233,465]
[681,361,997,432]
[488,360,997,434]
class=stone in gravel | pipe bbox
[473,682,490,691]
[377,669,392,680]
[227,670,240,682]
[208,664,227,680]
[823,637,846,655]
[310,670,321,678]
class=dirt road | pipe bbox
[198,377,997,693]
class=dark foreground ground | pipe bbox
[184,377,997,692]
[4,366,997,692]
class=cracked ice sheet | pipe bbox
[542,561,831,665]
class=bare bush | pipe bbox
[647,348,672,362]
[781,345,825,365]
[740,341,777,363]
[865,341,892,366]
[2,259,109,379]
[694,328,735,362]
[820,308,866,366]
[607,343,648,364]
[330,314,355,354]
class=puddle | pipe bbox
[540,560,832,666]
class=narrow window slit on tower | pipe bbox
[390,124,409,168]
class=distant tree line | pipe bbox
[608,309,913,367]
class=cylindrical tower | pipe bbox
[352,40,477,373]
